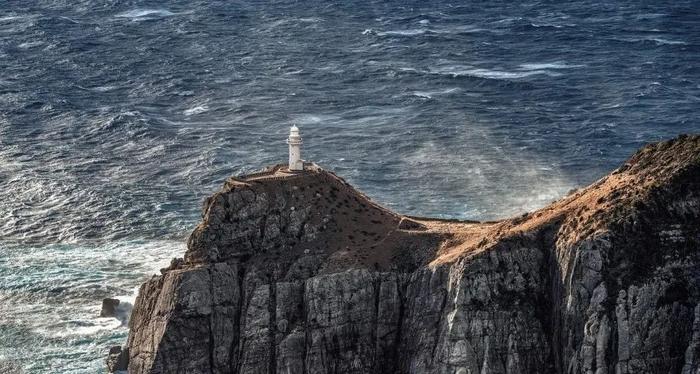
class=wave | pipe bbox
[39,317,122,338]
[17,41,43,49]
[0,240,184,373]
[0,14,36,23]
[376,29,426,37]
[372,25,484,37]
[0,13,37,33]
[648,38,686,45]
[412,88,460,99]
[184,105,209,116]
[0,133,191,244]
[90,85,118,93]
[432,25,485,35]
[0,239,184,374]
[428,66,559,80]
[634,13,667,20]
[612,36,687,46]
[292,113,341,125]
[115,9,175,20]
[529,23,564,29]
[88,111,154,138]
[493,16,574,29]
[519,62,584,70]
[297,17,322,23]
[1,239,184,332]
[393,61,576,81]
[0,16,23,22]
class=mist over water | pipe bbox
[0,0,699,372]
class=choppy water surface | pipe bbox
[1,0,699,372]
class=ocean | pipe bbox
[0,0,699,372]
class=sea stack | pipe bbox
[100,298,120,318]
[115,135,700,374]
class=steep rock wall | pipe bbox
[117,135,700,374]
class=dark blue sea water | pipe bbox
[0,1,698,372]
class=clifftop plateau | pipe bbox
[110,135,700,374]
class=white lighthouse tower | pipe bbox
[286,125,304,171]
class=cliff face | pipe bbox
[118,135,700,374]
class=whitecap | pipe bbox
[18,41,43,49]
[58,16,81,24]
[519,62,584,70]
[413,92,432,99]
[432,25,484,34]
[613,36,687,45]
[0,16,23,22]
[649,38,686,45]
[494,17,523,24]
[115,9,175,20]
[297,17,322,23]
[530,23,564,28]
[184,105,208,116]
[635,13,667,20]
[292,113,339,125]
[600,103,622,109]
[91,85,117,92]
[429,66,554,80]
[73,318,122,336]
[398,67,420,73]
[36,317,122,338]
[412,88,460,99]
[376,29,426,37]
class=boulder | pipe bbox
[100,298,120,318]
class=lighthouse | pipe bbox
[286,125,304,171]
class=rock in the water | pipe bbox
[100,298,120,318]
[114,136,700,374]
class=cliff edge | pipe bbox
[113,135,700,374]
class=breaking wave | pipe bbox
[0,240,183,372]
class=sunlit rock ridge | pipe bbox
[112,135,700,374]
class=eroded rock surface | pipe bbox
[116,136,700,374]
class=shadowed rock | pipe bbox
[105,346,129,373]
[100,298,120,318]
[113,135,700,374]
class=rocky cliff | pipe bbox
[111,135,700,374]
